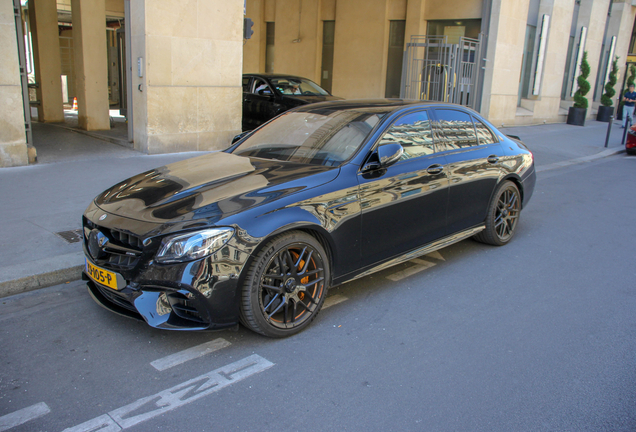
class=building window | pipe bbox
[426,19,482,43]
[265,22,275,73]
[321,21,335,93]
[385,20,406,99]
[518,24,537,106]
[560,36,576,101]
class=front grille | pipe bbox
[83,217,144,271]
[110,229,144,249]
[107,254,138,268]
[96,284,137,312]
[168,294,206,323]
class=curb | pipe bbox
[45,122,132,149]
[0,145,627,299]
[536,147,625,173]
[0,253,84,298]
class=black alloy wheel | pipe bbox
[474,180,521,246]
[240,231,329,337]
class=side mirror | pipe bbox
[361,143,403,172]
[377,143,403,167]
[232,130,252,144]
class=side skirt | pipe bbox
[338,225,485,284]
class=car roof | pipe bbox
[244,73,309,80]
[294,99,478,115]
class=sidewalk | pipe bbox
[0,118,628,298]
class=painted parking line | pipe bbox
[0,402,50,432]
[150,338,231,371]
[323,294,348,309]
[425,250,445,261]
[63,354,274,432]
[386,258,437,281]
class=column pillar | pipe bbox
[28,0,64,123]
[243,0,266,73]
[130,0,243,154]
[480,0,531,126]
[606,0,636,97]
[332,0,390,98]
[574,0,611,117]
[404,0,427,43]
[0,0,28,167]
[272,0,322,82]
[71,0,110,130]
[528,0,576,122]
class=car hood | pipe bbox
[94,151,339,225]
[288,95,344,104]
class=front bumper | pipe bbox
[83,267,239,330]
[82,203,258,330]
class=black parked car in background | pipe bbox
[242,73,342,131]
[83,100,536,338]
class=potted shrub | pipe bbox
[567,51,591,126]
[617,64,635,121]
[597,56,618,122]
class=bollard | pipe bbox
[622,114,632,146]
[605,115,614,148]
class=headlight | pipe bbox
[155,228,234,263]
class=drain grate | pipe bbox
[56,229,84,244]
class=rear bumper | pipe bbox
[626,131,636,150]
[521,163,536,209]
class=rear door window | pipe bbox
[434,109,478,151]
[473,117,497,145]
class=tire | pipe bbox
[239,231,330,337]
[473,180,521,246]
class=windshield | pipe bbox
[270,78,330,96]
[232,111,382,166]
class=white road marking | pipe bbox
[63,354,274,432]
[425,250,445,261]
[150,338,231,371]
[386,259,437,281]
[61,415,120,432]
[323,294,348,309]
[0,402,50,432]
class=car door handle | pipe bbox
[487,155,499,164]
[244,99,252,103]
[427,164,444,175]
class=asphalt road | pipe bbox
[2,153,636,432]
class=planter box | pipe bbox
[596,105,614,122]
[567,107,587,126]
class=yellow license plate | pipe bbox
[86,259,119,290]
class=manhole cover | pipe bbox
[55,229,83,244]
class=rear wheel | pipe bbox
[239,231,329,337]
[474,180,521,246]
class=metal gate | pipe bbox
[399,34,484,111]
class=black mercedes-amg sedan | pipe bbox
[242,73,342,131]
[83,100,535,338]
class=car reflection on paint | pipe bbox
[82,99,536,338]
[242,73,342,131]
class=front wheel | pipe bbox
[474,180,521,246]
[239,231,329,337]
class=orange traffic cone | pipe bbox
[72,97,78,110]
